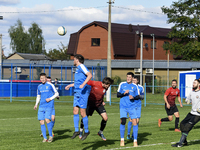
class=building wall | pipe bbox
[76,25,114,60]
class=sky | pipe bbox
[0,0,178,56]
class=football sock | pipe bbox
[51,120,55,129]
[161,117,170,122]
[127,121,132,135]
[74,114,79,132]
[99,130,103,134]
[179,133,187,144]
[120,124,125,139]
[41,124,47,139]
[133,124,138,141]
[175,117,179,129]
[80,119,84,130]
[100,119,107,131]
[83,116,89,133]
[47,122,53,137]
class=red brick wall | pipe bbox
[76,25,114,60]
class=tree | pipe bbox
[46,42,70,60]
[8,19,45,54]
[161,0,200,60]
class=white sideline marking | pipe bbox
[103,139,200,150]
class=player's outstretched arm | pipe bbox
[65,83,74,90]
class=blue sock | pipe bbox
[41,124,47,139]
[120,124,125,139]
[127,121,132,135]
[83,116,89,133]
[47,122,53,137]
[51,120,55,129]
[74,114,79,132]
[133,124,138,140]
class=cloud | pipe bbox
[0,0,20,5]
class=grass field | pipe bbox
[0,95,199,150]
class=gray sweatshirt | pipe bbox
[185,90,200,116]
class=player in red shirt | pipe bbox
[158,79,183,132]
[79,77,113,141]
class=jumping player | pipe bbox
[172,79,200,147]
[34,73,59,142]
[65,54,92,141]
[158,79,183,132]
[79,77,114,141]
[117,72,139,147]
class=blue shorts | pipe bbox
[73,86,90,109]
[131,100,142,119]
[120,108,135,119]
[51,108,55,116]
[38,107,53,120]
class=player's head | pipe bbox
[102,77,114,89]
[127,72,134,84]
[171,79,177,89]
[40,73,47,84]
[74,54,84,66]
[133,76,139,84]
[47,76,51,83]
[55,78,58,82]
[193,79,200,90]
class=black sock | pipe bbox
[175,117,179,129]
[161,117,169,122]
[179,133,187,144]
[80,119,84,129]
[100,120,107,131]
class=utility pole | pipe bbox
[140,32,143,85]
[0,16,3,80]
[106,0,113,102]
[151,34,155,94]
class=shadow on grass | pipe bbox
[53,129,72,141]
[81,139,118,150]
[126,132,152,145]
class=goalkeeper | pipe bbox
[172,79,200,147]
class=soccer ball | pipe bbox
[57,26,67,36]
[197,108,200,114]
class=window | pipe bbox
[91,38,100,46]
[151,40,157,49]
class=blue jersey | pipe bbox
[117,82,139,108]
[37,82,57,108]
[134,84,144,104]
[74,64,89,90]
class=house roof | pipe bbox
[6,52,51,60]
[67,21,172,56]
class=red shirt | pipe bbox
[87,80,107,107]
[164,87,180,107]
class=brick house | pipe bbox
[67,21,175,60]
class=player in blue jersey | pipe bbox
[65,54,92,141]
[117,72,139,147]
[34,73,59,143]
[127,76,144,147]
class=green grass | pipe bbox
[0,95,199,150]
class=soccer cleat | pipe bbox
[133,141,138,147]
[120,140,125,146]
[174,129,181,132]
[171,142,183,147]
[40,133,43,137]
[48,136,53,143]
[98,132,106,141]
[127,135,131,140]
[81,131,90,141]
[71,131,80,139]
[79,131,83,139]
[183,140,188,146]
[52,131,54,137]
[42,138,48,143]
[158,119,162,127]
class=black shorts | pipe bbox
[165,105,178,116]
[86,105,106,116]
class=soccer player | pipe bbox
[127,77,144,144]
[172,79,200,147]
[65,54,92,141]
[79,77,114,141]
[158,79,183,132]
[117,72,139,147]
[34,73,59,142]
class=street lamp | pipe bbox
[150,34,155,94]
[0,16,3,80]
